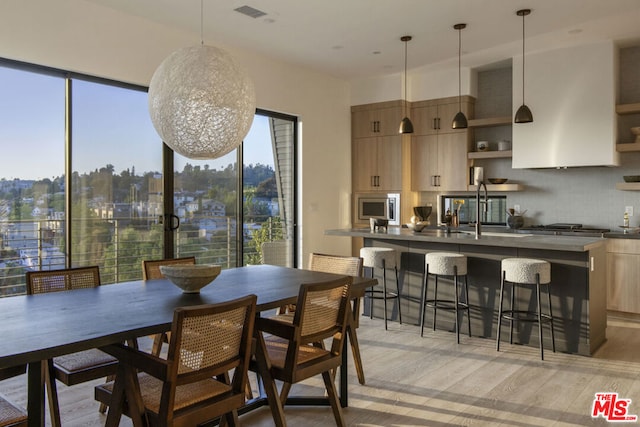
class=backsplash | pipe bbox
[418,152,640,231]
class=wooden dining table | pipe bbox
[0,264,376,426]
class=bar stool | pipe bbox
[420,252,471,343]
[360,247,402,330]
[496,257,555,360]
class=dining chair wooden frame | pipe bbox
[141,256,197,356]
[25,266,119,427]
[251,275,353,427]
[273,253,367,385]
[95,294,257,427]
[0,365,27,427]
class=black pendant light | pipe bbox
[399,35,414,134]
[514,8,533,123]
[452,23,468,129]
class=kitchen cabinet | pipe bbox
[606,239,640,316]
[352,101,405,138]
[351,101,405,192]
[411,96,473,136]
[411,133,468,191]
[512,41,618,168]
[353,135,402,191]
[410,96,472,191]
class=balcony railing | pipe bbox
[0,215,285,297]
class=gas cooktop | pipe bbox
[521,223,610,235]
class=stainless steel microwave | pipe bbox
[355,193,400,226]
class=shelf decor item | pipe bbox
[452,23,468,129]
[514,9,533,124]
[399,35,414,134]
[148,0,256,159]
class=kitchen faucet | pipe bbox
[475,180,488,238]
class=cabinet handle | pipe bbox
[432,118,437,130]
[437,117,441,130]
[376,176,380,187]
[437,175,441,186]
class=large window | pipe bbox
[0,59,297,295]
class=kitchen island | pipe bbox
[326,227,608,356]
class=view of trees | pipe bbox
[0,162,282,292]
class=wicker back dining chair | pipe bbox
[95,295,257,427]
[25,266,119,427]
[142,257,197,356]
[274,253,367,385]
[142,256,196,280]
[0,365,27,427]
[251,276,352,426]
[308,253,367,384]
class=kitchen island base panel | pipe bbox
[345,231,607,356]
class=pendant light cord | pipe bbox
[404,39,408,114]
[458,28,462,110]
[521,12,525,104]
[200,0,204,46]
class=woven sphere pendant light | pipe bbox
[148,44,256,159]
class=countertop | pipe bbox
[325,227,607,252]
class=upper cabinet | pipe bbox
[352,101,404,192]
[410,96,473,191]
[352,101,405,139]
[411,133,469,192]
[352,136,402,191]
[512,41,619,168]
[411,96,473,136]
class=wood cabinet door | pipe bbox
[411,135,439,191]
[438,101,468,134]
[607,252,640,313]
[352,137,378,191]
[376,135,402,191]
[411,105,439,136]
[376,107,403,136]
[437,133,469,191]
[352,110,377,139]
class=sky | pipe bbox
[0,66,273,181]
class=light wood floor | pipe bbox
[1,314,639,426]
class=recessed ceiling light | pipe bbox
[234,5,267,19]
[332,45,344,50]
[568,28,583,35]
[372,51,381,55]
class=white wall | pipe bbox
[0,0,353,265]
[350,66,473,106]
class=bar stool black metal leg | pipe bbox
[509,280,515,345]
[548,283,556,353]
[420,267,428,337]
[454,269,460,344]
[382,260,388,330]
[432,276,439,331]
[394,266,402,325]
[464,276,471,337]
[536,275,544,360]
[496,271,505,352]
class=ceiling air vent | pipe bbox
[234,5,267,19]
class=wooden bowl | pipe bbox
[160,264,221,293]
[488,178,508,184]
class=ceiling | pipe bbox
[84,0,640,80]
